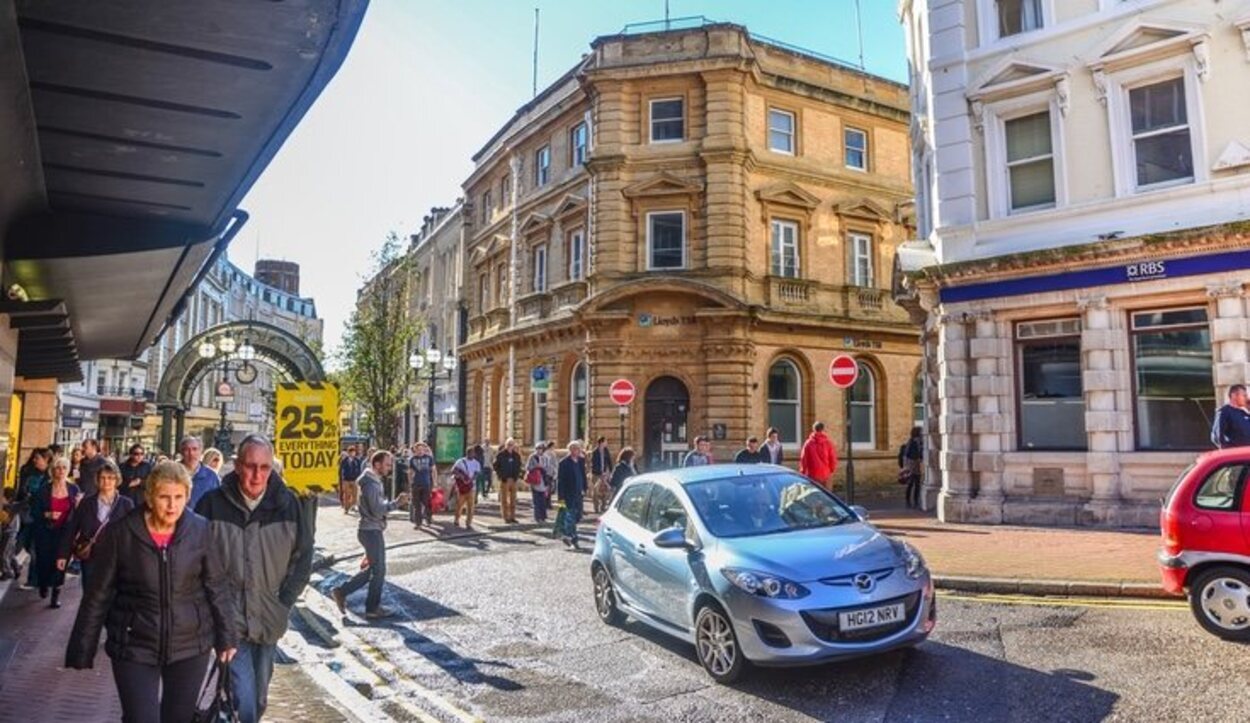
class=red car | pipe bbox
[1159,448,1250,640]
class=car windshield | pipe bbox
[685,472,856,538]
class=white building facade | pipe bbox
[899,0,1250,526]
[406,205,464,445]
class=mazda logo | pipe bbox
[853,573,874,592]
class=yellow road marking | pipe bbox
[939,591,1187,611]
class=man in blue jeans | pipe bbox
[195,435,313,723]
[556,441,587,550]
[331,451,406,618]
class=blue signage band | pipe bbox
[937,248,1250,304]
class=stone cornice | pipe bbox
[918,220,1250,287]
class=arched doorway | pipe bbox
[644,376,690,470]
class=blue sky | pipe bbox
[236,0,908,355]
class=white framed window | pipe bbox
[499,173,509,204]
[478,274,489,310]
[496,265,507,305]
[770,219,799,278]
[1129,77,1193,189]
[567,229,585,280]
[650,98,684,143]
[535,145,551,186]
[976,0,1050,44]
[767,360,802,445]
[569,362,588,442]
[844,127,868,170]
[646,211,685,270]
[1004,111,1056,212]
[849,363,876,449]
[1016,318,1086,451]
[768,109,795,154]
[1098,51,1207,197]
[481,190,492,225]
[532,244,548,292]
[981,89,1068,219]
[848,232,874,287]
[1130,307,1213,451]
[571,122,588,166]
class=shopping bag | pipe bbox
[193,659,240,722]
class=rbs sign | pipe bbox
[1125,260,1167,282]
[274,381,340,495]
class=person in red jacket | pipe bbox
[799,421,838,490]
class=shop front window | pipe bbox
[1017,319,1086,450]
[1132,307,1213,451]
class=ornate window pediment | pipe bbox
[518,212,552,237]
[552,194,587,220]
[1088,20,1210,80]
[620,172,702,199]
[755,182,820,211]
[969,57,1067,104]
[834,198,892,224]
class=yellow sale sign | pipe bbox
[274,382,340,494]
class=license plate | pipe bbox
[838,603,905,631]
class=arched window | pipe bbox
[913,372,925,424]
[570,362,588,441]
[767,359,802,445]
[849,362,876,449]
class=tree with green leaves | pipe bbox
[336,232,423,448]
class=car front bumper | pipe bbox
[720,573,935,666]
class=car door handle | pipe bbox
[635,543,647,556]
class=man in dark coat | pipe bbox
[195,434,312,723]
[556,441,587,550]
[1211,384,1250,449]
[734,437,768,464]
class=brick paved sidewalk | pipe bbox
[0,567,354,722]
[870,510,1161,584]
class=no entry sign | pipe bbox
[829,354,859,389]
[609,379,636,406]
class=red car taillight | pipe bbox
[1161,510,1181,555]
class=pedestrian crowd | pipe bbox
[1,435,308,722]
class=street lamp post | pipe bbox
[409,347,457,447]
[197,334,257,460]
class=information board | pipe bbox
[433,424,465,465]
[274,381,340,494]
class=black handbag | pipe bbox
[194,659,240,723]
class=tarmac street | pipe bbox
[292,501,1248,723]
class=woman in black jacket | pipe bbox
[609,447,639,501]
[65,460,237,723]
[30,456,79,607]
[57,458,133,587]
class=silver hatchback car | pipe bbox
[591,465,935,683]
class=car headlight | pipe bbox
[901,543,927,579]
[721,568,810,599]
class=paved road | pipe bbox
[298,508,1248,722]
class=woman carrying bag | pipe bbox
[30,456,79,607]
[58,459,133,587]
[65,460,237,723]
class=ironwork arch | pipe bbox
[156,320,325,453]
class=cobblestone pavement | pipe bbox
[0,564,356,722]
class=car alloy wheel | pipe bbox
[1189,566,1250,642]
[695,603,745,683]
[592,565,624,626]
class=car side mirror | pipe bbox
[851,505,869,521]
[653,527,688,549]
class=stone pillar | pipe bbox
[1209,281,1249,396]
[919,326,942,511]
[968,311,1008,518]
[159,406,174,454]
[935,312,975,522]
[1079,294,1125,524]
[701,337,753,462]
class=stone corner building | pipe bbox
[460,22,919,481]
[899,1,1250,526]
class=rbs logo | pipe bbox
[1126,261,1167,281]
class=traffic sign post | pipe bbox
[829,355,859,505]
[609,379,636,450]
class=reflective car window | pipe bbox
[686,473,855,538]
[1194,465,1246,511]
[644,486,688,533]
[615,482,652,525]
